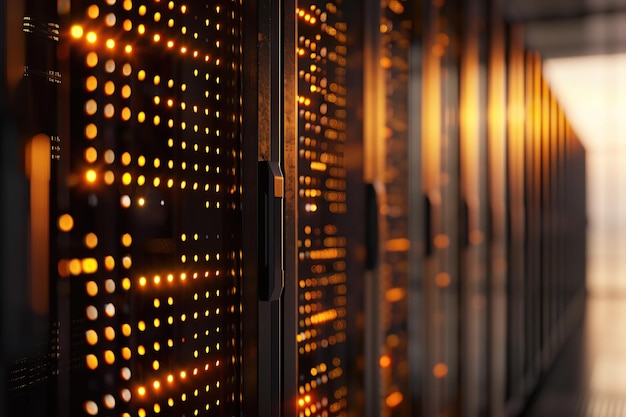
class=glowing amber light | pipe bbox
[435,273,451,288]
[122,277,131,290]
[139,276,147,287]
[122,172,132,185]
[385,287,405,302]
[385,391,404,408]
[121,152,131,166]
[84,233,98,249]
[85,401,98,416]
[81,258,98,274]
[85,100,97,115]
[104,256,115,271]
[85,76,97,91]
[69,259,82,275]
[85,123,97,139]
[433,363,448,378]
[86,281,98,296]
[58,214,74,232]
[153,33,161,42]
[153,380,160,390]
[121,233,132,247]
[85,169,97,183]
[122,347,131,360]
[104,326,115,340]
[121,368,131,380]
[138,321,146,331]
[85,330,98,345]
[86,52,98,67]
[180,371,187,379]
[138,24,146,35]
[104,171,115,185]
[125,44,132,54]
[138,386,146,396]
[87,4,99,18]
[122,323,131,337]
[86,32,97,43]
[434,234,450,249]
[104,81,115,95]
[70,25,83,38]
[85,147,97,163]
[103,394,115,409]
[86,305,97,320]
[106,39,115,49]
[104,303,115,318]
[86,354,98,370]
[379,354,392,368]
[167,374,174,383]
[104,350,115,364]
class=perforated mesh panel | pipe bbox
[379,1,413,414]
[296,2,349,416]
[61,1,243,415]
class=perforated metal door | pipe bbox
[60,2,244,415]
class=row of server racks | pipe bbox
[0,0,588,416]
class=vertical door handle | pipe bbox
[424,194,434,256]
[366,183,379,270]
[258,161,284,301]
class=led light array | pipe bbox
[297,2,349,417]
[378,0,412,413]
[63,1,243,416]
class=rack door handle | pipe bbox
[258,161,284,301]
[365,183,379,270]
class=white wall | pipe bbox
[545,54,626,295]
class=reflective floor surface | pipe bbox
[523,294,626,416]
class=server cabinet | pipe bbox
[458,0,489,415]
[2,0,61,415]
[422,0,462,415]
[486,1,508,415]
[293,2,367,417]
[524,49,543,391]
[61,2,249,416]
[363,0,424,416]
[504,23,526,414]
[3,0,261,415]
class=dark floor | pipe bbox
[523,295,626,417]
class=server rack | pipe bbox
[486,1,508,415]
[458,0,490,415]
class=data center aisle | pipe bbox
[523,294,626,417]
